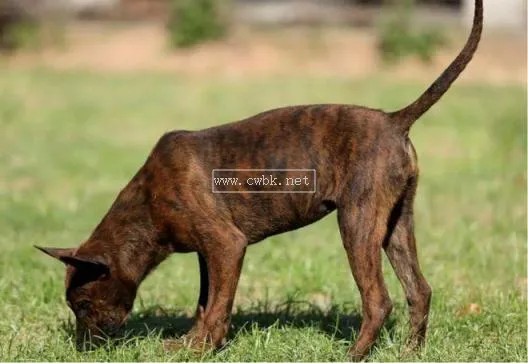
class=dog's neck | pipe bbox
[84,182,171,286]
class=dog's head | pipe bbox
[35,246,136,349]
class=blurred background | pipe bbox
[0,1,526,361]
[0,0,526,81]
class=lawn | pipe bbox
[0,69,526,361]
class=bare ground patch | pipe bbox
[3,23,526,84]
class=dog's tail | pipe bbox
[389,0,483,132]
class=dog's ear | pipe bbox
[34,246,109,275]
[35,246,76,262]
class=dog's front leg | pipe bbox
[180,253,209,341]
[200,236,247,348]
[165,226,247,352]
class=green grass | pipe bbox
[0,69,526,361]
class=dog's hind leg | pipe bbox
[383,178,432,354]
[337,196,393,361]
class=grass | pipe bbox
[0,69,526,361]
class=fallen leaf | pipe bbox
[456,303,482,317]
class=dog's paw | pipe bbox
[346,347,368,362]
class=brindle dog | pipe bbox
[36,0,483,359]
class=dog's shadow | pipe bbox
[121,299,397,344]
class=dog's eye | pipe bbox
[76,301,91,318]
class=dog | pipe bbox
[36,0,482,359]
